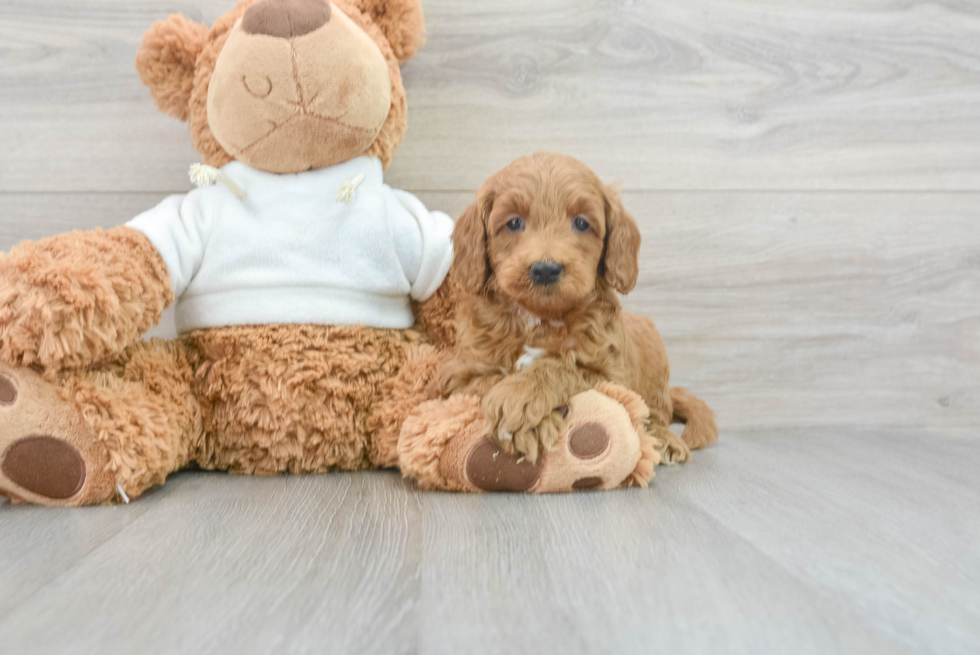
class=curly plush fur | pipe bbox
[183,324,437,475]
[0,227,172,374]
[64,339,204,500]
[351,0,426,61]
[136,15,208,121]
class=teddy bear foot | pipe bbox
[0,365,114,506]
[398,383,661,493]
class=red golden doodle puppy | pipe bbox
[432,152,717,463]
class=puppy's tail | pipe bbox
[670,387,718,450]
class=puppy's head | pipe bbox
[453,153,641,317]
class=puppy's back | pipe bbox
[621,311,670,404]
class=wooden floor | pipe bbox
[1,0,979,653]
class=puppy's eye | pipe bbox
[506,216,525,232]
[572,216,590,232]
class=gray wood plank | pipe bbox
[619,191,980,435]
[2,2,978,651]
[0,499,158,617]
[3,191,977,432]
[6,429,977,654]
[0,192,164,245]
[660,429,980,655]
[2,1,980,193]
[397,0,980,192]
[415,473,913,655]
[0,472,422,655]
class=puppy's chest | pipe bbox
[512,328,573,371]
[497,322,607,374]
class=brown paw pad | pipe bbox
[572,477,603,491]
[465,438,543,492]
[568,423,610,460]
[0,375,16,406]
[1,435,86,499]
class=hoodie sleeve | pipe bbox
[386,188,455,302]
[126,191,214,299]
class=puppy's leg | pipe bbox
[650,425,691,465]
[670,387,718,450]
[644,385,691,464]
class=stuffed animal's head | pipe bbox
[136,0,424,173]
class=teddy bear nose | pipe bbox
[242,0,332,39]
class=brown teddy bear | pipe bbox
[0,0,663,506]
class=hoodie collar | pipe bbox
[219,157,384,200]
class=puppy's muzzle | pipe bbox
[530,261,564,286]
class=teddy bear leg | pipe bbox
[367,341,447,469]
[0,339,202,506]
[397,382,662,493]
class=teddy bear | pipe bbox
[0,0,664,507]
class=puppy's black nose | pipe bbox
[530,261,564,286]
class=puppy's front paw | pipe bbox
[483,378,568,462]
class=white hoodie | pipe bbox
[128,157,454,334]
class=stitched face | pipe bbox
[453,153,642,318]
[207,0,391,173]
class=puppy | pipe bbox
[433,153,717,462]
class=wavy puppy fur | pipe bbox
[435,152,718,461]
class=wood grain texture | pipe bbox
[2,432,978,654]
[0,472,423,655]
[416,456,911,655]
[2,0,979,653]
[0,494,157,616]
[672,429,980,654]
[2,1,980,192]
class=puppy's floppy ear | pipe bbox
[600,184,641,294]
[136,15,208,122]
[452,192,494,295]
[352,0,426,62]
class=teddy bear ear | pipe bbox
[135,15,209,122]
[353,0,426,61]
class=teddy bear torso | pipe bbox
[181,323,430,474]
[129,158,454,334]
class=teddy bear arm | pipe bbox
[0,226,174,373]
